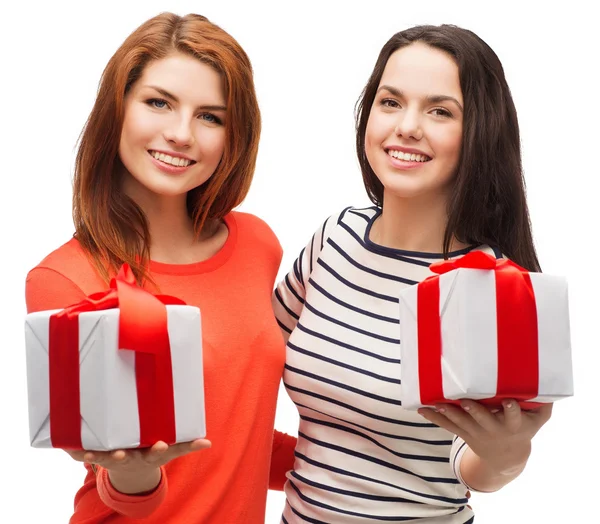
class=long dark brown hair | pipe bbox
[73,13,261,284]
[356,24,540,272]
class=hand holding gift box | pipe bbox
[25,264,206,451]
[399,251,573,410]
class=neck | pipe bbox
[371,189,467,254]
[122,175,220,263]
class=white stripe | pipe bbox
[398,283,420,409]
[79,309,139,450]
[168,305,206,441]
[441,269,499,400]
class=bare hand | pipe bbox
[418,400,552,474]
[66,439,211,475]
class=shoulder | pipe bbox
[26,238,104,296]
[230,211,283,263]
[318,205,378,240]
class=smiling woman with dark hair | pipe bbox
[274,24,550,523]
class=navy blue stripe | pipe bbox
[296,322,400,363]
[275,288,299,320]
[288,480,429,521]
[276,319,292,334]
[290,470,419,503]
[295,248,306,288]
[303,300,400,344]
[288,341,400,384]
[294,451,468,505]
[318,258,399,303]
[347,209,374,223]
[298,432,459,484]
[340,220,433,267]
[309,233,315,274]
[319,216,329,252]
[295,403,451,445]
[299,415,448,463]
[285,364,402,405]
[287,384,437,426]
[286,383,437,427]
[309,277,399,323]
[492,245,503,259]
[328,239,418,285]
[287,501,330,524]
[285,273,305,305]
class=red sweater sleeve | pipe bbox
[269,430,297,490]
[25,267,169,519]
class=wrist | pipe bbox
[108,466,162,495]
[461,445,529,492]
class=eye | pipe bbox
[380,98,400,109]
[431,107,452,118]
[146,98,169,109]
[199,112,223,125]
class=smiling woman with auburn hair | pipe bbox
[25,12,295,524]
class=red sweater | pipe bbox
[25,212,296,523]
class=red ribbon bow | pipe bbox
[416,251,540,408]
[49,264,185,449]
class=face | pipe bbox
[365,42,463,203]
[119,52,227,204]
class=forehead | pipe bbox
[135,52,225,103]
[380,43,462,101]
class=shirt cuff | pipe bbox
[96,466,168,518]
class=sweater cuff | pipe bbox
[96,466,168,518]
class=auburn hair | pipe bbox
[355,25,541,271]
[73,12,261,283]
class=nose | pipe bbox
[163,116,195,148]
[394,109,423,141]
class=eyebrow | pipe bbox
[377,85,463,112]
[144,85,227,112]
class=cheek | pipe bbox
[121,113,146,148]
[197,128,226,159]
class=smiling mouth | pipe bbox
[148,150,196,167]
[386,149,431,163]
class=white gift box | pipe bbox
[25,305,206,450]
[399,268,573,410]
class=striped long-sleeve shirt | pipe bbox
[273,206,501,523]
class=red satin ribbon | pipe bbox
[48,264,185,449]
[416,251,539,408]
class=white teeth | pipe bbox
[150,151,192,167]
[387,150,429,162]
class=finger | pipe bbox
[144,441,170,464]
[460,400,502,434]
[524,402,553,429]
[434,404,486,438]
[64,450,87,462]
[418,408,470,440]
[110,449,127,461]
[190,439,211,451]
[502,399,523,433]
[170,439,212,460]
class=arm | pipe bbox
[272,211,342,341]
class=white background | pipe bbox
[2,1,597,522]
